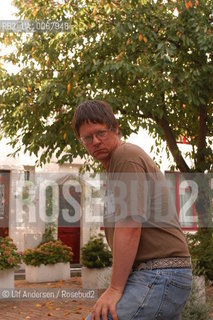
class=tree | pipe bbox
[1,0,212,172]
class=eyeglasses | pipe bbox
[80,129,112,145]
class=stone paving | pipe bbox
[0,277,96,320]
[1,276,213,319]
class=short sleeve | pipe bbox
[104,160,151,225]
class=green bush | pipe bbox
[0,236,21,270]
[182,303,209,320]
[182,283,209,320]
[81,234,112,269]
[22,240,73,266]
[186,229,213,280]
[39,224,57,246]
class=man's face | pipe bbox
[79,121,120,167]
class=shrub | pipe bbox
[182,282,209,320]
[81,234,112,269]
[182,303,209,320]
[0,236,21,270]
[39,224,57,246]
[22,240,73,266]
[186,229,213,280]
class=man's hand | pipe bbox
[91,286,122,320]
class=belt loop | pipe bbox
[147,260,152,270]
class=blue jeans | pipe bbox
[86,268,192,320]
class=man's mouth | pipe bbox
[93,149,106,155]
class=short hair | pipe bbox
[72,100,118,137]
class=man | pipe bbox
[72,100,192,320]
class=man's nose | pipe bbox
[92,134,101,145]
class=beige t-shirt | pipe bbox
[104,142,190,262]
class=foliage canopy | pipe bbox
[0,0,212,172]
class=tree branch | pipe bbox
[158,117,190,172]
[136,110,190,172]
[196,106,207,171]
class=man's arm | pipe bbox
[91,218,141,320]
[110,218,141,292]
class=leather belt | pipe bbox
[133,257,191,271]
